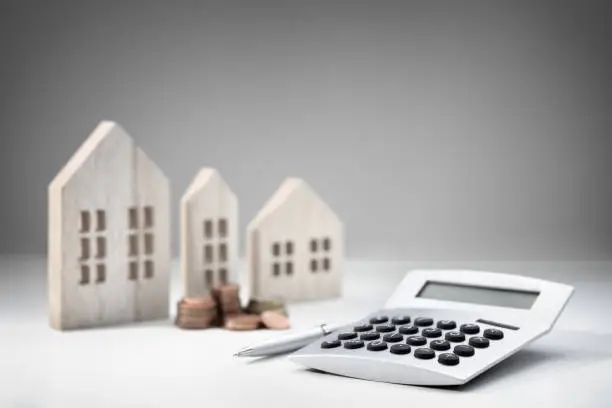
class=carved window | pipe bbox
[79,209,107,285]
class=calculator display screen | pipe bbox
[417,281,539,309]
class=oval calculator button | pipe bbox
[445,331,466,342]
[421,328,442,338]
[369,316,389,324]
[375,323,396,333]
[437,320,457,330]
[430,340,451,351]
[337,332,358,340]
[454,344,475,357]
[354,323,374,332]
[390,344,412,355]
[391,315,411,325]
[438,353,460,366]
[483,328,504,340]
[406,335,427,346]
[344,340,365,349]
[469,336,490,349]
[367,340,388,351]
[360,331,381,341]
[460,323,480,335]
[383,333,403,343]
[321,340,341,349]
[414,347,436,359]
[414,317,434,327]
[398,325,419,335]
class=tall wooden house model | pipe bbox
[48,121,171,330]
[180,168,238,297]
[247,178,344,302]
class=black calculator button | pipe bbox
[337,332,358,340]
[360,331,381,341]
[390,344,412,355]
[344,340,365,349]
[421,328,442,338]
[453,344,475,357]
[382,333,403,343]
[460,323,480,335]
[437,320,457,330]
[414,317,434,327]
[430,340,451,351]
[406,335,427,346]
[398,325,419,335]
[445,331,466,342]
[469,336,490,349]
[483,328,504,340]
[414,347,436,359]
[438,353,460,366]
[321,340,341,349]
[369,316,389,324]
[375,323,396,333]
[391,315,411,325]
[367,340,388,351]
[354,323,373,332]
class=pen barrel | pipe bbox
[248,328,326,356]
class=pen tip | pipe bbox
[234,348,253,357]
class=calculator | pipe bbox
[288,269,574,386]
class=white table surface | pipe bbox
[1,257,611,407]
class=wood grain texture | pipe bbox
[247,178,344,302]
[180,168,238,297]
[48,121,170,330]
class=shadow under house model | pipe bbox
[180,168,238,297]
[247,178,344,302]
[48,121,171,330]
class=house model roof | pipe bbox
[248,177,340,229]
[181,167,235,203]
[49,121,167,190]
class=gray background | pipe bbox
[1,0,611,261]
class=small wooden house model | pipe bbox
[247,178,343,302]
[180,168,238,297]
[48,121,171,330]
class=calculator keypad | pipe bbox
[320,313,506,368]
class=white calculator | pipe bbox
[289,269,574,386]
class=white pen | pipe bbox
[234,323,345,357]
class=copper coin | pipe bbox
[261,311,290,330]
[224,314,262,331]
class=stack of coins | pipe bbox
[245,298,288,316]
[212,284,242,316]
[224,313,262,330]
[175,295,218,329]
[245,297,290,330]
